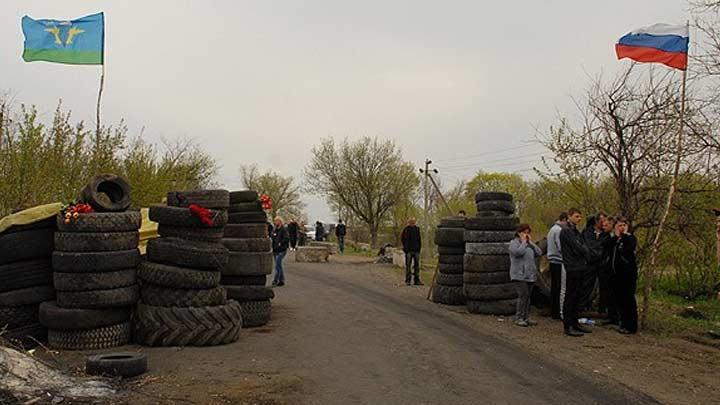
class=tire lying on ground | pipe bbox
[431,285,465,306]
[474,200,515,214]
[437,273,463,287]
[225,286,275,301]
[220,275,267,286]
[463,271,511,285]
[438,262,464,275]
[463,254,511,273]
[0,228,55,265]
[0,260,52,293]
[55,285,139,309]
[465,242,510,256]
[52,249,141,273]
[229,190,259,204]
[140,284,227,307]
[56,211,141,233]
[434,227,465,246]
[464,217,519,231]
[149,205,228,228]
[48,322,131,350]
[80,174,131,213]
[147,237,228,270]
[0,286,55,307]
[222,252,273,276]
[475,192,513,203]
[2,216,55,234]
[39,301,131,330]
[137,261,221,289]
[224,224,268,239]
[134,301,242,346]
[54,231,139,252]
[463,283,517,301]
[238,300,271,328]
[157,224,224,243]
[464,230,515,243]
[466,298,516,315]
[221,238,271,252]
[53,269,136,292]
[228,211,268,224]
[166,190,230,210]
[86,352,148,378]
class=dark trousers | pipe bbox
[550,263,562,319]
[579,263,599,310]
[337,236,345,253]
[405,251,420,282]
[289,235,298,249]
[599,266,618,322]
[562,267,582,330]
[514,281,534,320]
[617,269,638,333]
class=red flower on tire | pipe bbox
[259,194,272,211]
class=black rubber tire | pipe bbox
[431,285,465,306]
[438,263,464,275]
[146,237,228,271]
[464,254,511,273]
[1,216,55,235]
[437,273,463,287]
[221,238,271,252]
[463,283,517,301]
[463,271,511,285]
[134,301,242,347]
[474,192,513,203]
[464,230,515,243]
[48,322,131,350]
[52,249,140,273]
[39,301,131,330]
[227,201,263,213]
[438,216,465,228]
[434,227,464,247]
[221,275,267,286]
[475,200,515,214]
[0,286,55,307]
[225,286,275,301]
[437,245,464,255]
[53,269,136,292]
[56,211,141,233]
[229,190,259,204]
[138,261,220,289]
[0,304,39,329]
[80,174,132,212]
[54,231,139,252]
[0,260,52,293]
[166,190,230,209]
[239,300,271,328]
[438,254,463,265]
[86,352,148,378]
[228,211,268,224]
[140,284,227,307]
[222,252,273,276]
[56,285,138,309]
[2,323,47,349]
[476,210,513,218]
[157,224,224,243]
[465,242,509,256]
[466,298,516,315]
[464,217,519,231]
[149,205,228,228]
[0,228,54,265]
[224,224,268,238]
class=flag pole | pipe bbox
[95,63,104,149]
[641,20,689,327]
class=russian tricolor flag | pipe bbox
[616,23,689,70]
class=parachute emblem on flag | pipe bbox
[44,25,85,46]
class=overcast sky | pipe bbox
[1,1,687,220]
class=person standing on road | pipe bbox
[401,218,423,286]
[287,219,299,251]
[509,224,543,327]
[547,212,568,320]
[600,216,619,325]
[610,217,638,334]
[580,212,610,312]
[559,208,591,337]
[315,221,325,242]
[335,219,347,254]
[271,216,290,287]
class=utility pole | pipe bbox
[420,159,431,256]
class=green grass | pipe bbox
[644,291,720,338]
[343,244,376,257]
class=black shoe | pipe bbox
[602,319,619,326]
[618,328,635,335]
[277,281,285,287]
[565,327,584,337]
[271,281,278,287]
[414,279,424,286]
[574,324,592,333]
[405,280,411,286]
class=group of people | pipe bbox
[510,209,639,336]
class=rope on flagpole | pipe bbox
[641,20,689,328]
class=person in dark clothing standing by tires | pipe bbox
[559,208,590,337]
[610,217,638,334]
[546,212,568,320]
[335,219,346,254]
[315,221,325,242]
[287,219,299,251]
[580,212,609,311]
[271,216,290,287]
[401,218,423,286]
[600,216,619,324]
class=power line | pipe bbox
[436,152,544,170]
[438,158,546,173]
[432,143,543,164]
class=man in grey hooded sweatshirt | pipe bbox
[546,212,568,320]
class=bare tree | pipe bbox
[239,164,305,220]
[305,137,420,247]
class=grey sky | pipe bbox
[1,1,686,220]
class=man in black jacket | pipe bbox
[335,219,347,254]
[610,217,638,334]
[401,218,423,286]
[559,208,590,337]
[287,219,299,251]
[580,212,609,311]
[315,221,325,242]
[271,216,290,287]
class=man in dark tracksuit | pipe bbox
[580,213,609,311]
[401,218,423,286]
[610,217,638,334]
[335,220,347,253]
[287,219,299,251]
[559,208,591,337]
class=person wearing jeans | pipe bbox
[271,216,290,287]
[509,223,543,327]
[400,218,422,285]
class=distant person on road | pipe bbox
[559,208,590,337]
[610,217,638,334]
[547,212,568,320]
[580,212,610,312]
[287,219,299,251]
[401,218,423,286]
[315,221,325,242]
[335,219,347,253]
[271,216,290,287]
[298,222,307,246]
[509,223,543,327]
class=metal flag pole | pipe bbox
[95,62,105,149]
[642,20,689,326]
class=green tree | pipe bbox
[239,164,305,220]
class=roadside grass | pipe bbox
[644,291,720,341]
[343,244,376,258]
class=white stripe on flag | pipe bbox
[630,23,688,38]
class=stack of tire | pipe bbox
[44,174,141,350]
[432,216,466,306]
[221,190,274,327]
[136,189,243,346]
[463,192,519,315]
[0,217,55,348]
